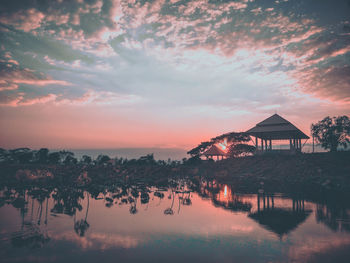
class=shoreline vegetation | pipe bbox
[1,148,350,200]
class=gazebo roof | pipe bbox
[246,114,309,139]
[203,145,226,156]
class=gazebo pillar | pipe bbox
[269,140,272,150]
[261,138,263,151]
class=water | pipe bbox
[1,181,350,263]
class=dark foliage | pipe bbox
[311,116,350,152]
[228,143,256,158]
[187,132,251,157]
[96,155,111,165]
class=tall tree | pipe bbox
[36,148,49,164]
[227,143,256,158]
[9,148,33,164]
[187,132,251,157]
[311,116,350,152]
[96,155,111,165]
[81,155,92,165]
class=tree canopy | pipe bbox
[187,132,252,157]
[311,116,350,152]
[227,143,256,158]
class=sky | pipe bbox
[0,0,349,149]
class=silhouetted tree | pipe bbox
[187,132,251,157]
[311,116,350,152]
[0,148,9,163]
[184,155,202,165]
[36,148,49,164]
[187,141,213,156]
[81,155,92,165]
[59,151,75,164]
[138,154,156,165]
[9,148,33,164]
[48,152,60,164]
[96,155,111,165]
[227,144,256,158]
[63,155,77,165]
[211,132,251,144]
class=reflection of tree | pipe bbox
[10,190,50,249]
[196,181,251,212]
[182,192,192,206]
[154,191,164,206]
[212,197,252,212]
[316,204,350,233]
[140,190,150,204]
[177,191,192,214]
[51,188,83,216]
[129,203,137,214]
[27,188,51,225]
[11,222,50,248]
[164,190,175,215]
[74,193,90,237]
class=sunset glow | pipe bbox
[0,0,349,149]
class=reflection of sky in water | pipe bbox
[1,185,350,263]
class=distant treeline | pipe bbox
[0,148,190,166]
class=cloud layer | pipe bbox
[0,0,349,148]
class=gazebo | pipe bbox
[246,114,309,154]
[203,145,226,160]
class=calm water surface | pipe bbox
[1,181,350,263]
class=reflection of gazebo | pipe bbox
[246,114,309,154]
[249,194,311,238]
[203,145,226,160]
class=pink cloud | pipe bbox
[0,94,57,107]
[45,13,70,25]
[0,80,18,91]
[0,8,45,32]
[13,79,71,86]
[0,90,142,107]
[0,67,72,89]
[295,65,350,103]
